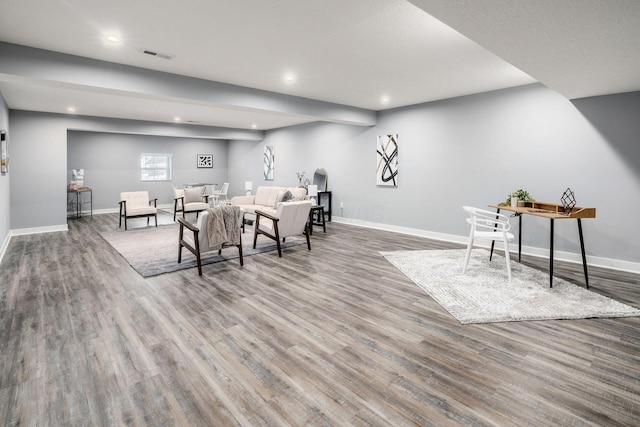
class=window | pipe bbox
[140,153,172,181]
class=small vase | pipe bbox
[511,197,518,207]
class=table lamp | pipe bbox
[244,181,253,196]
[307,184,318,206]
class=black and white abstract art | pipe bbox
[376,134,398,187]
[264,145,274,180]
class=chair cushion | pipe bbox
[126,206,157,216]
[184,202,209,212]
[184,187,204,203]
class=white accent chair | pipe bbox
[212,182,230,205]
[173,186,210,221]
[462,206,514,280]
[178,206,244,276]
[253,200,312,257]
[118,191,158,230]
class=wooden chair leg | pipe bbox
[273,222,282,257]
[238,233,244,266]
[253,216,261,249]
[304,224,311,250]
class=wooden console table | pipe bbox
[490,202,596,288]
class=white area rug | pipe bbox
[381,249,640,324]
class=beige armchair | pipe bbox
[178,205,244,275]
[173,186,209,221]
[119,191,158,230]
[253,200,312,257]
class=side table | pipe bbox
[67,187,93,219]
[309,205,326,235]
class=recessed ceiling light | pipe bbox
[67,107,76,113]
[251,123,257,129]
[174,117,181,122]
[380,96,390,105]
[284,73,296,83]
[105,34,121,43]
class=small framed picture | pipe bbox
[197,154,213,168]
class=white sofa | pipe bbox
[230,186,307,220]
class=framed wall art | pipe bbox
[376,134,398,187]
[1,130,7,174]
[197,154,213,168]
[264,145,274,180]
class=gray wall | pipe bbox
[67,132,228,210]
[8,111,244,230]
[229,84,640,268]
[5,83,640,270]
[0,93,9,248]
[9,111,68,230]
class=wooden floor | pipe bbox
[1,212,639,426]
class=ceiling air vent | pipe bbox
[140,48,175,60]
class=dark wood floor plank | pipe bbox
[1,212,639,426]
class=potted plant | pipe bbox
[502,189,535,207]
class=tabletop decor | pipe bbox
[296,171,305,187]
[503,188,534,207]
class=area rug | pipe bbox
[100,224,305,277]
[380,249,640,324]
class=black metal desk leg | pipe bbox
[549,218,554,288]
[490,208,500,261]
[518,214,522,262]
[577,218,589,289]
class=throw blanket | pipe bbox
[206,205,241,249]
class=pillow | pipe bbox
[281,190,293,202]
[288,187,307,201]
[184,187,204,204]
[273,190,286,209]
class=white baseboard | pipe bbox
[332,216,640,275]
[0,232,10,263]
[10,224,69,236]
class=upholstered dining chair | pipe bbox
[178,205,244,276]
[462,206,514,280]
[173,186,210,221]
[119,191,157,230]
[253,200,312,257]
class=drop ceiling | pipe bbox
[0,0,637,131]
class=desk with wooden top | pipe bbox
[490,202,596,288]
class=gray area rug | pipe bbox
[381,249,640,324]
[100,224,305,277]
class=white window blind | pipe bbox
[140,153,172,181]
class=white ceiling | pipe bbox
[0,0,637,131]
